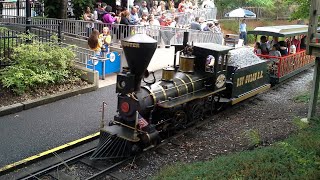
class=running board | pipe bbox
[231,84,271,105]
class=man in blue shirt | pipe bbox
[190,17,202,31]
[129,6,140,25]
[239,19,247,45]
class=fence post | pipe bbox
[58,21,62,44]
[17,0,20,16]
[26,0,31,33]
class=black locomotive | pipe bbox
[90,33,272,160]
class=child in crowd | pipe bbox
[99,27,112,53]
[269,44,281,58]
[260,36,269,55]
[289,44,297,54]
[88,29,103,56]
[254,42,262,55]
[278,41,288,56]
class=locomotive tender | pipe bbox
[90,32,273,160]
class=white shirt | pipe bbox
[202,0,215,8]
[290,45,296,54]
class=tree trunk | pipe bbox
[59,0,68,19]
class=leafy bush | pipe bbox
[154,118,320,179]
[0,38,78,95]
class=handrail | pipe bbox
[257,50,315,78]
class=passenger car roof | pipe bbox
[247,25,308,37]
[193,43,234,54]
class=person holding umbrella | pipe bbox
[239,19,247,45]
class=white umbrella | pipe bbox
[225,8,256,18]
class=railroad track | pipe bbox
[6,111,218,180]
[3,70,313,180]
[16,147,132,180]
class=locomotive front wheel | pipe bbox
[173,110,188,130]
[187,103,204,122]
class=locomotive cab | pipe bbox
[192,43,233,91]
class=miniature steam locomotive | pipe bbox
[90,32,274,160]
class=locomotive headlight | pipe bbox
[216,74,226,88]
[120,101,130,113]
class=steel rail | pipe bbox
[19,148,96,180]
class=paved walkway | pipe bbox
[0,47,175,168]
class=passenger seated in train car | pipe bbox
[289,44,297,54]
[268,44,281,62]
[291,36,300,51]
[99,27,112,53]
[260,36,269,55]
[268,36,279,48]
[300,35,307,50]
[278,41,288,56]
[254,42,262,55]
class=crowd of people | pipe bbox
[254,35,307,59]
[190,17,221,33]
[83,0,217,37]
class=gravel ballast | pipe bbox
[110,69,314,180]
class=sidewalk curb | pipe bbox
[0,84,98,117]
[0,103,24,117]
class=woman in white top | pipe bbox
[148,14,160,44]
[83,7,94,37]
[157,1,166,14]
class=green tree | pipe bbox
[284,0,310,20]
[215,0,274,10]
[246,0,274,7]
[41,0,68,19]
[72,0,96,20]
[41,0,96,19]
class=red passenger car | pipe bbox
[248,25,315,84]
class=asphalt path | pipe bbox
[0,84,117,167]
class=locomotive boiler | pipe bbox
[91,33,271,160]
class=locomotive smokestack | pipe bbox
[121,34,157,91]
[183,31,189,46]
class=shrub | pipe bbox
[0,38,78,95]
[244,129,261,147]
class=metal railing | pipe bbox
[161,8,217,25]
[0,22,96,69]
[0,23,62,67]
[0,0,44,17]
[0,15,223,46]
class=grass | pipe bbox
[153,118,320,180]
[294,91,320,104]
[243,129,261,147]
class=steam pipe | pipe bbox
[174,32,189,70]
